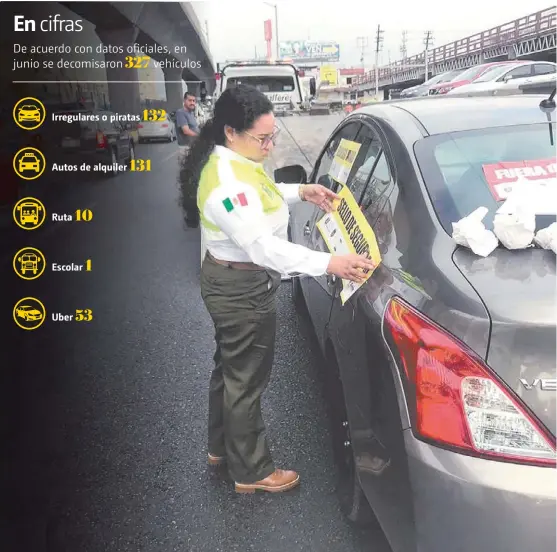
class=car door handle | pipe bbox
[303,222,311,236]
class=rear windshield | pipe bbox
[226,76,295,92]
[414,123,557,233]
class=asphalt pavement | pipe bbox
[3,117,392,552]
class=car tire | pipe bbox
[128,142,135,169]
[324,347,378,527]
[291,274,304,305]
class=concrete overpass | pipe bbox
[62,1,215,113]
[352,7,556,97]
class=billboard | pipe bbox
[279,41,340,62]
[319,65,338,85]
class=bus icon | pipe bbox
[13,197,46,230]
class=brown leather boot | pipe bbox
[235,469,300,494]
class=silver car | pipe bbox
[281,94,556,552]
[138,114,176,143]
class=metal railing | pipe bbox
[353,7,556,85]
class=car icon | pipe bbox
[18,104,41,122]
[18,152,41,172]
[15,305,43,321]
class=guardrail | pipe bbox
[354,7,556,85]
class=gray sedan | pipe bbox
[279,94,556,552]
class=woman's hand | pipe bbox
[301,184,340,212]
[327,254,377,283]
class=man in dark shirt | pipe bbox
[175,92,199,151]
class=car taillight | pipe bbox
[161,123,168,128]
[138,124,143,128]
[96,130,107,148]
[384,297,556,467]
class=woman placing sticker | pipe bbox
[178,84,375,494]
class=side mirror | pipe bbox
[274,164,307,184]
[309,77,316,97]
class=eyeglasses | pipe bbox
[243,126,281,149]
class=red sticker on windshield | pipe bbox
[482,158,557,201]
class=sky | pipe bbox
[191,0,554,68]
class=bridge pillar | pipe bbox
[163,66,184,112]
[183,68,201,98]
[95,26,141,115]
[507,47,518,60]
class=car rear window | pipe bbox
[414,122,557,233]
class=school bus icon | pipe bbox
[14,247,46,280]
[13,297,46,330]
[13,197,46,230]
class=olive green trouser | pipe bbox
[200,253,282,484]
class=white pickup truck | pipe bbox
[215,62,315,115]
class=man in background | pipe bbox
[175,91,199,157]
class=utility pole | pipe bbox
[374,24,384,100]
[400,30,408,59]
[357,36,368,69]
[274,4,279,60]
[424,30,433,81]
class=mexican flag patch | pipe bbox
[222,192,248,212]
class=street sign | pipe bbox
[320,65,338,85]
[279,41,340,62]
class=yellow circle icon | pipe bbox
[13,97,46,130]
[14,147,46,180]
[13,197,47,230]
[13,297,46,330]
[13,247,46,280]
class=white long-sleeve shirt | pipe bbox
[198,145,331,277]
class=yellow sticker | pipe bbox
[328,139,362,186]
[317,185,382,305]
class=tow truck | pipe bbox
[214,61,316,116]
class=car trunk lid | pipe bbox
[453,246,556,436]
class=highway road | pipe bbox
[2,114,392,552]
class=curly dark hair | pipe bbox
[178,84,274,227]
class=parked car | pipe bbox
[400,69,466,98]
[428,61,521,95]
[138,113,176,142]
[448,61,557,97]
[279,94,556,552]
[53,109,135,176]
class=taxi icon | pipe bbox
[15,305,43,322]
[18,152,41,172]
[17,104,41,123]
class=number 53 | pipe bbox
[75,309,93,322]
